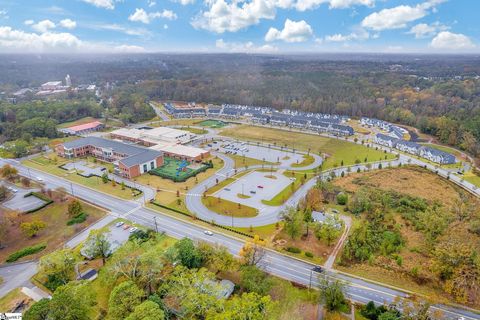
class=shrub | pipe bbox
[66,212,88,225]
[336,192,348,205]
[6,243,47,262]
[286,246,301,254]
[304,251,314,258]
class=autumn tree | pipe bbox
[280,206,303,240]
[67,199,83,217]
[239,235,266,266]
[108,281,144,320]
[21,220,46,238]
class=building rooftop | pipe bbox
[64,121,103,133]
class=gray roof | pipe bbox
[63,137,162,168]
[376,133,398,142]
[396,140,421,149]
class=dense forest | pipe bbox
[1,53,480,160]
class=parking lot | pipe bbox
[1,183,46,213]
[216,141,306,167]
[62,160,107,177]
[214,171,292,210]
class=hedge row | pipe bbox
[67,212,89,225]
[23,192,54,214]
[6,243,47,262]
[149,200,262,240]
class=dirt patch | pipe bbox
[264,175,277,179]
[333,166,463,208]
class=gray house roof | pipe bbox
[63,137,162,168]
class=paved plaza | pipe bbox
[214,171,292,210]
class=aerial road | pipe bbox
[1,157,478,320]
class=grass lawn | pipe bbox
[137,156,223,205]
[231,223,280,241]
[23,154,138,200]
[1,197,105,263]
[197,119,227,128]
[220,125,396,170]
[291,154,315,168]
[150,118,199,127]
[229,153,277,169]
[0,288,32,312]
[57,116,100,129]
[179,126,208,135]
[463,170,480,188]
[201,196,258,218]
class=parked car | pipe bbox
[115,221,124,228]
[250,190,256,194]
[204,230,214,236]
[224,188,231,191]
[257,185,264,189]
[129,227,138,233]
[312,266,324,273]
[36,177,43,182]
[123,224,131,230]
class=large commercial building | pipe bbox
[110,127,210,161]
[58,120,104,136]
[56,137,164,178]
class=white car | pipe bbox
[115,221,124,228]
[36,177,43,182]
[129,227,138,233]
[204,230,214,236]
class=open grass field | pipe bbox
[136,156,223,205]
[23,155,138,200]
[202,195,258,217]
[333,166,464,208]
[220,125,396,170]
[197,119,227,128]
[1,198,105,263]
[179,126,208,134]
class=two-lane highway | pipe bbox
[2,157,479,319]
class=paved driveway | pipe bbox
[219,142,305,166]
[1,182,44,212]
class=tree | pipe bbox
[197,243,237,274]
[67,199,83,217]
[319,278,346,312]
[239,235,266,266]
[0,185,7,201]
[207,292,276,320]
[280,206,303,240]
[0,164,18,181]
[0,215,9,248]
[240,265,273,296]
[108,281,144,320]
[174,238,204,269]
[336,192,348,205]
[83,229,111,265]
[24,298,50,320]
[48,281,95,320]
[39,249,76,287]
[315,216,341,246]
[21,220,46,237]
[125,300,165,320]
[102,172,109,183]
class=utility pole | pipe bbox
[70,182,74,197]
[154,216,158,233]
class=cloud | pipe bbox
[174,0,196,4]
[325,27,369,42]
[148,0,156,7]
[60,19,77,29]
[0,9,8,19]
[215,39,277,53]
[430,31,475,50]
[0,26,82,52]
[407,22,448,38]
[361,0,446,31]
[93,23,151,37]
[265,19,313,42]
[81,0,117,10]
[113,45,147,53]
[128,8,177,24]
[32,20,56,33]
[192,0,277,33]
[24,20,34,26]
[293,0,374,11]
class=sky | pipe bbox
[0,0,478,54]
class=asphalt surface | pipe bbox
[1,157,479,319]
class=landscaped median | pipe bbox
[22,154,141,200]
[201,195,258,218]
